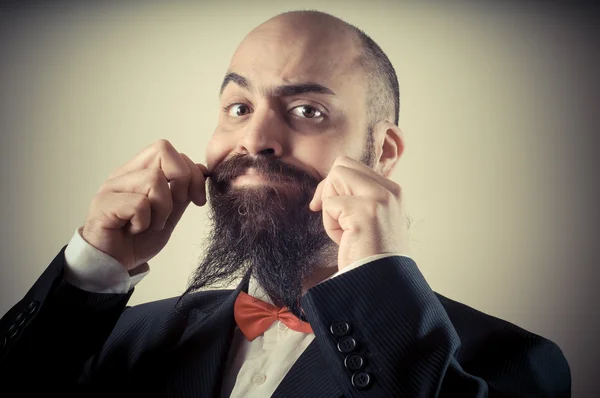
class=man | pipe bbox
[0,10,570,397]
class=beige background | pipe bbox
[1,1,598,396]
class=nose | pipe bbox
[235,106,284,158]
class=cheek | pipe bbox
[298,133,368,178]
[291,136,346,178]
[205,131,234,172]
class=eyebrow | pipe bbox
[219,72,336,97]
[220,73,250,94]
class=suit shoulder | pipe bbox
[434,292,567,360]
[435,292,571,394]
[435,293,530,337]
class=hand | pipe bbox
[82,139,208,272]
[309,156,410,271]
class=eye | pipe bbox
[225,103,252,117]
[290,105,323,119]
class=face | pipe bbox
[186,16,378,316]
[205,17,372,182]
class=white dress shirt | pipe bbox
[63,226,411,397]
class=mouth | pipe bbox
[232,168,283,186]
[233,174,269,184]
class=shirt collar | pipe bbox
[247,275,274,305]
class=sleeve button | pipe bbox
[15,313,26,327]
[337,336,357,353]
[351,371,372,389]
[7,324,19,339]
[329,321,351,337]
[344,353,365,371]
[26,301,39,315]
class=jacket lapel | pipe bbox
[158,273,342,398]
[164,275,250,398]
[272,339,343,398]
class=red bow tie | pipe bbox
[234,291,313,341]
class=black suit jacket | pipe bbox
[0,246,570,397]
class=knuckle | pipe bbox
[382,190,396,206]
[333,155,346,166]
[98,175,121,194]
[91,191,108,207]
[153,138,173,153]
[389,181,402,197]
[96,182,110,194]
[180,152,191,163]
[86,200,111,229]
[133,195,150,212]
[329,164,341,177]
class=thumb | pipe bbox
[196,163,210,177]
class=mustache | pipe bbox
[210,154,321,187]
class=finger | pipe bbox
[321,195,377,246]
[314,177,343,244]
[310,157,400,212]
[309,179,327,211]
[108,140,174,178]
[320,194,344,245]
[161,150,192,204]
[324,165,394,200]
[94,192,152,235]
[322,195,399,268]
[196,163,210,177]
[99,168,173,232]
[332,155,401,196]
[180,153,207,206]
[322,194,372,229]
[108,139,192,203]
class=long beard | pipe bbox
[181,128,375,318]
[182,154,334,318]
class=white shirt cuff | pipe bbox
[63,226,150,294]
[323,253,413,283]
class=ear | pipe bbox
[373,121,405,178]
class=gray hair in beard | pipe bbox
[179,127,376,319]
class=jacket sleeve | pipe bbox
[301,256,571,397]
[0,245,133,394]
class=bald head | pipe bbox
[229,10,399,128]
[251,10,355,42]
[211,10,402,176]
[228,11,363,95]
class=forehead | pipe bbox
[225,25,365,97]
